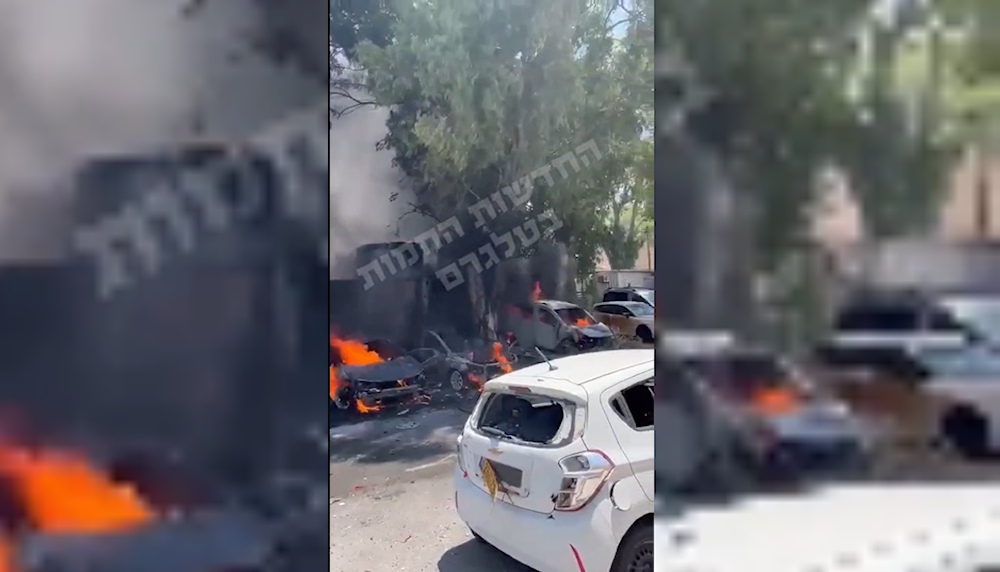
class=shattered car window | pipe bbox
[476,393,572,445]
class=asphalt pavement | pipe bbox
[328,403,1000,572]
[329,406,534,572]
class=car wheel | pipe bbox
[611,521,653,572]
[635,325,653,344]
[448,370,466,392]
[942,406,991,459]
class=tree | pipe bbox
[330,0,396,118]
[659,0,883,267]
[600,139,653,270]
[356,0,652,337]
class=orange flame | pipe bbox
[574,318,591,327]
[492,343,512,374]
[0,538,13,572]
[0,444,155,534]
[330,336,383,366]
[750,387,799,416]
[530,281,543,302]
[330,336,385,413]
[467,373,484,392]
[355,400,381,413]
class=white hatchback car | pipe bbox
[454,350,654,572]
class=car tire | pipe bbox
[635,326,653,344]
[942,406,991,459]
[611,521,653,572]
[468,527,487,544]
[448,369,466,392]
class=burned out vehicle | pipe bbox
[329,337,425,412]
[505,300,614,354]
[408,330,516,393]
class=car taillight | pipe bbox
[554,450,614,511]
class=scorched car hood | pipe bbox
[338,357,423,382]
[656,484,1000,572]
[576,324,613,338]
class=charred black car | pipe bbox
[330,339,425,411]
[409,330,517,394]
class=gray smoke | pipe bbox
[0,0,317,261]
[329,98,435,279]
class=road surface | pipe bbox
[329,405,1000,572]
[329,406,533,572]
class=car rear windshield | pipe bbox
[476,392,574,445]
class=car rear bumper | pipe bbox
[454,471,617,572]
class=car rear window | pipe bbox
[476,392,574,445]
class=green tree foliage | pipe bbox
[657,0,879,263]
[357,0,652,272]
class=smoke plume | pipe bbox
[329,102,435,279]
[0,0,316,261]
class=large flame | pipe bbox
[492,343,512,374]
[0,446,154,533]
[0,440,158,571]
[329,336,385,413]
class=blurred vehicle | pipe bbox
[665,333,871,480]
[601,287,654,308]
[591,301,655,343]
[909,344,1000,458]
[815,289,1000,372]
[454,350,653,572]
[506,300,614,353]
[329,338,424,412]
[407,329,516,393]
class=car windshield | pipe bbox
[625,303,654,316]
[638,290,653,306]
[918,348,1000,380]
[941,298,1000,341]
[556,307,595,326]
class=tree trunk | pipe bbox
[655,134,739,328]
[465,265,498,341]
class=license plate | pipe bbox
[480,458,499,501]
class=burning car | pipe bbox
[505,300,614,354]
[329,336,425,413]
[410,330,515,394]
[664,333,872,481]
[0,437,277,572]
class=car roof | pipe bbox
[536,299,581,310]
[499,349,653,390]
[596,301,649,310]
[607,287,652,292]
